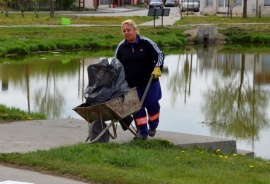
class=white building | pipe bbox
[78,0,270,16]
[202,0,270,16]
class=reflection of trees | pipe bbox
[168,54,194,106]
[167,54,184,106]
[34,62,65,119]
[1,54,85,118]
[25,64,30,113]
[202,55,269,143]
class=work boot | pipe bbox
[148,129,156,137]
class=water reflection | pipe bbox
[0,47,270,159]
[201,54,269,150]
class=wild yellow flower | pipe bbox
[219,155,223,158]
[249,165,254,168]
[233,154,238,157]
[181,150,185,153]
[216,149,221,154]
[241,153,246,156]
[224,156,228,159]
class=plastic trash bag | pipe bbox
[84,57,131,106]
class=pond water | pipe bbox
[0,46,270,159]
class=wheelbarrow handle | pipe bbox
[140,74,154,105]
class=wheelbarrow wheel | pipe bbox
[88,120,110,143]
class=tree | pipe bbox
[18,0,26,17]
[227,0,235,19]
[49,0,55,18]
[242,0,247,18]
[228,0,246,19]
[30,0,40,18]
[256,0,259,17]
[0,0,11,17]
[178,1,183,19]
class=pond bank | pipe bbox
[0,119,254,155]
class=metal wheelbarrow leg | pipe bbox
[87,118,138,143]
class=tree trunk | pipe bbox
[50,0,55,18]
[34,0,40,18]
[21,9,24,17]
[256,0,258,17]
[242,0,247,18]
[178,3,183,19]
[5,7,9,17]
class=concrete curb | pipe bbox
[0,119,253,156]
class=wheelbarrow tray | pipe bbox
[73,88,141,123]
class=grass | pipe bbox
[0,26,185,56]
[176,15,270,25]
[174,15,270,44]
[0,13,270,56]
[0,13,154,25]
[0,104,46,123]
[0,139,269,184]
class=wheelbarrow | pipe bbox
[73,75,154,143]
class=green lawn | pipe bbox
[0,140,269,184]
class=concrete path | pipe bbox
[57,6,182,26]
[0,119,238,154]
[0,166,89,184]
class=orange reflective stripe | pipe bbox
[136,117,147,126]
[149,112,160,121]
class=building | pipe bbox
[202,0,270,16]
[78,0,270,16]
[77,0,138,10]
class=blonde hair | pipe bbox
[121,19,140,34]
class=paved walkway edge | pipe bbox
[0,119,254,157]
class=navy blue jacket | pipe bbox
[115,35,164,88]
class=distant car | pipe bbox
[149,0,164,8]
[181,0,200,12]
[165,0,177,7]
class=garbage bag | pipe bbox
[84,57,130,106]
[119,115,134,131]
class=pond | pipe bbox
[0,45,270,159]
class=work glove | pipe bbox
[152,67,161,79]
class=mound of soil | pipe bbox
[183,28,226,44]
